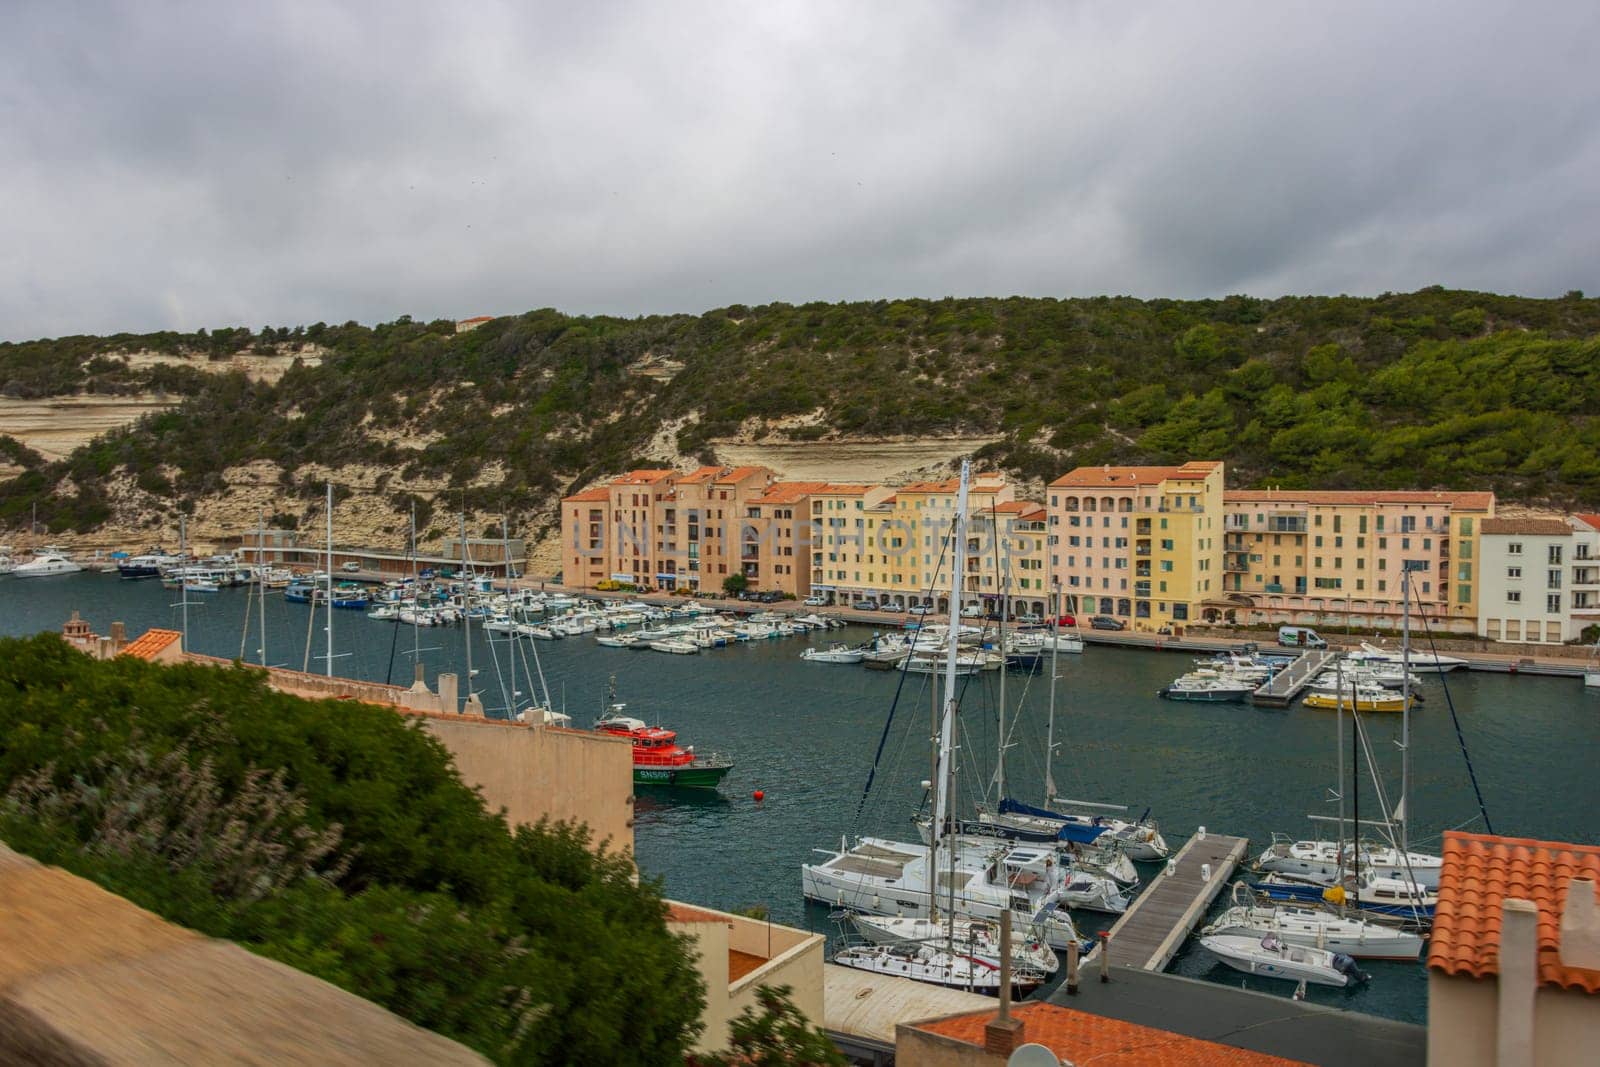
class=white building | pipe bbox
[1477,517,1600,644]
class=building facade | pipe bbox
[740,481,830,597]
[1048,462,1226,629]
[1221,490,1495,634]
[1477,517,1600,644]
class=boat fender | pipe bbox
[872,895,880,909]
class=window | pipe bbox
[1548,594,1562,614]
[1549,545,1565,565]
[1508,542,1522,555]
[1508,566,1522,579]
[1549,569,1563,589]
[1460,517,1473,536]
[1458,584,1471,605]
[1315,535,1324,548]
[1458,563,1472,582]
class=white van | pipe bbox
[1277,625,1327,649]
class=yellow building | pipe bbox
[807,484,896,606]
[876,473,1014,612]
[1221,490,1494,633]
[1048,462,1225,629]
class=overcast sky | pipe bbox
[3,2,1598,341]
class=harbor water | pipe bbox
[5,574,1600,1026]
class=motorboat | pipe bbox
[802,643,865,664]
[905,652,983,676]
[1199,933,1367,986]
[1256,833,1442,889]
[12,550,82,578]
[595,633,640,648]
[594,704,732,789]
[1203,899,1424,961]
[1302,684,1414,713]
[1157,673,1255,702]
[1349,641,1465,673]
[117,551,182,580]
[648,637,698,655]
[849,913,1060,975]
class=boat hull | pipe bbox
[633,763,732,789]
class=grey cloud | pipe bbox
[2,1,1597,341]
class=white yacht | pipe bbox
[1200,933,1367,986]
[1349,641,1466,673]
[801,643,865,664]
[850,912,1059,975]
[12,550,82,578]
[1257,834,1442,889]
[1203,897,1424,961]
[829,939,1044,995]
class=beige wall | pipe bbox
[667,902,825,1056]
[423,720,635,855]
[1428,973,1600,1067]
[894,1025,997,1067]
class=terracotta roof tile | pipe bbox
[666,903,731,925]
[1224,489,1495,509]
[712,465,770,485]
[613,469,677,485]
[1575,514,1600,533]
[1051,462,1219,488]
[751,481,833,505]
[1481,518,1574,536]
[1429,831,1600,993]
[913,1003,1305,1066]
[119,629,183,661]
[561,487,611,503]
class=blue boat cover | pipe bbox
[997,797,1109,843]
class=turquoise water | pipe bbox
[5,573,1599,1025]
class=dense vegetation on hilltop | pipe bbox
[0,635,704,1064]
[3,289,1600,534]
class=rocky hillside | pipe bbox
[3,291,1599,564]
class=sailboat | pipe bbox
[1585,636,1600,691]
[977,579,1170,863]
[803,463,1093,954]
[1202,883,1423,961]
[1258,574,1443,888]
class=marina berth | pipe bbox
[1202,895,1425,961]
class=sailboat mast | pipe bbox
[992,499,1007,801]
[1045,579,1060,800]
[1336,657,1345,869]
[460,509,472,712]
[325,483,334,679]
[1400,570,1412,854]
[410,502,421,661]
[179,514,189,647]
[935,461,971,955]
[257,507,268,667]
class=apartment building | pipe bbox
[966,500,1052,617]
[1222,490,1495,634]
[1477,516,1600,644]
[662,465,776,592]
[603,468,678,587]
[740,481,831,597]
[1048,462,1226,628]
[807,484,897,605]
[559,486,612,588]
[886,473,1014,611]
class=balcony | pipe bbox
[1156,505,1205,514]
[1265,583,1284,593]
[1225,515,1249,531]
[1135,564,1152,578]
[1135,520,1152,535]
[1266,517,1307,533]
[1134,581,1152,597]
[1135,546,1151,557]
[1225,555,1248,573]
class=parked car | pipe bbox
[340,561,361,573]
[907,604,933,615]
[852,599,880,611]
[756,591,782,603]
[1015,612,1043,625]
[959,604,981,618]
[1055,614,1077,628]
[1089,615,1126,630]
[802,595,827,607]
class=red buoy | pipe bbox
[753,790,765,802]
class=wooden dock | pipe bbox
[1250,650,1336,707]
[1092,832,1249,971]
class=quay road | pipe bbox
[502,578,1590,679]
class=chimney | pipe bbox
[1561,877,1600,970]
[109,621,127,646]
[983,912,1025,1057]
[437,673,459,714]
[1497,898,1538,1067]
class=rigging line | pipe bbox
[852,518,955,828]
[384,592,403,686]
[1409,572,1494,835]
[238,568,254,660]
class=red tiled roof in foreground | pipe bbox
[913,1003,1305,1066]
[119,629,183,661]
[1429,831,1600,993]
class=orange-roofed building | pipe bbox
[662,465,775,593]
[559,486,613,590]
[119,628,185,665]
[806,483,896,607]
[900,1001,1307,1066]
[1220,488,1496,634]
[741,481,834,597]
[1427,831,1600,1067]
[1048,462,1226,630]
